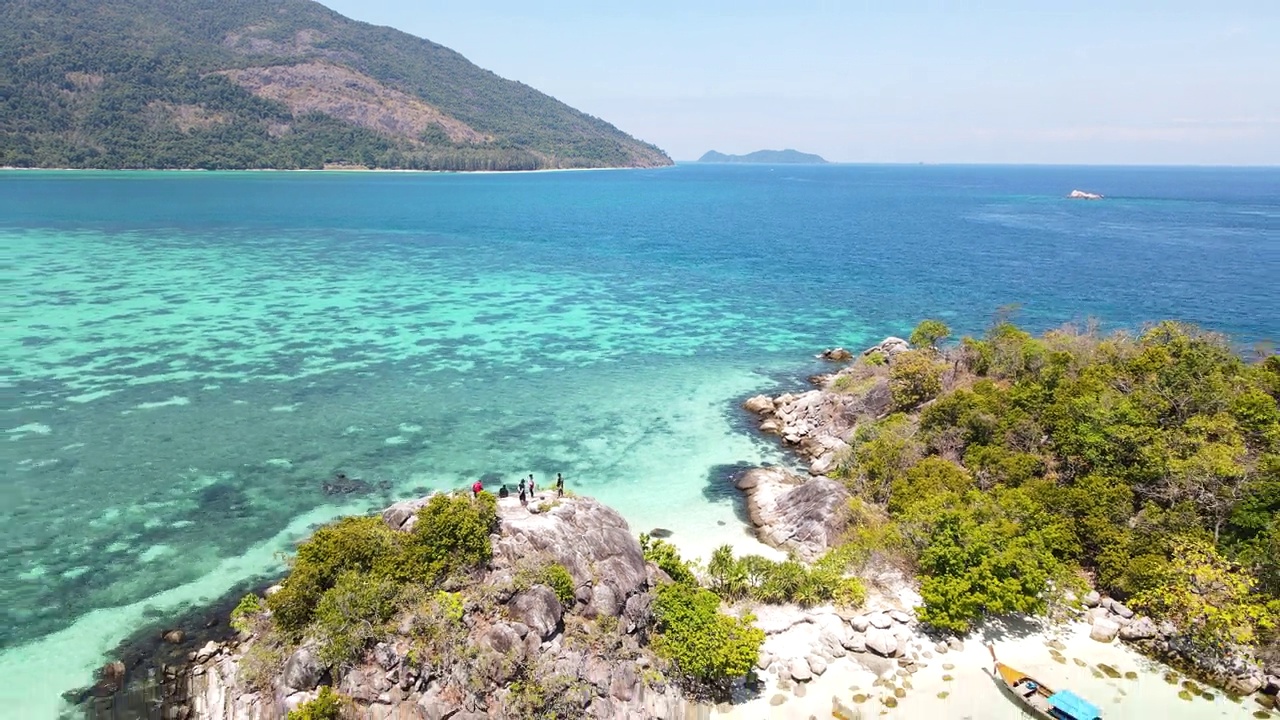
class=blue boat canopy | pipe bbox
[1047,689,1101,720]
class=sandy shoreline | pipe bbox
[722,613,1261,719]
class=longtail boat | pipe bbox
[988,644,1102,720]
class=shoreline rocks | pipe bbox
[1082,591,1271,701]
[734,467,851,561]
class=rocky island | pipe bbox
[697,150,829,164]
[77,319,1280,719]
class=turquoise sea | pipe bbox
[3,164,1279,716]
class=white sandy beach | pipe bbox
[720,614,1263,719]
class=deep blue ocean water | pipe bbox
[2,164,1278,714]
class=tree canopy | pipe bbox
[837,320,1279,647]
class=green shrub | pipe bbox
[906,488,1074,633]
[888,457,973,514]
[313,571,401,671]
[1131,537,1274,650]
[541,563,576,607]
[909,319,951,350]
[889,350,944,411]
[286,686,346,720]
[268,492,498,636]
[393,492,498,585]
[405,590,472,675]
[704,544,866,609]
[512,558,577,607]
[651,582,763,698]
[640,533,697,585]
[962,445,1044,488]
[230,592,264,633]
[864,351,888,367]
[435,590,464,622]
[842,414,922,503]
[505,670,595,719]
[831,373,879,394]
[238,626,290,691]
[268,516,398,634]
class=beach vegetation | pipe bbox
[312,571,400,671]
[834,318,1279,636]
[640,537,764,698]
[705,544,866,608]
[640,533,698,585]
[1130,537,1276,650]
[838,413,922,502]
[650,581,764,698]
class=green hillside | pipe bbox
[0,0,672,170]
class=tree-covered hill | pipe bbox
[0,0,672,170]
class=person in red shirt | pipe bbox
[472,480,483,498]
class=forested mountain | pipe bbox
[698,149,828,164]
[0,0,672,170]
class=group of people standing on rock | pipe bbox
[472,472,565,505]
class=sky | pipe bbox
[319,1,1279,165]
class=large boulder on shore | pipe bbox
[1090,618,1120,643]
[735,467,851,561]
[865,628,898,657]
[1119,617,1158,641]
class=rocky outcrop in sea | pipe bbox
[84,495,687,720]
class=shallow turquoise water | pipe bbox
[2,165,1278,715]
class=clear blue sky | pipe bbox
[320,1,1279,165]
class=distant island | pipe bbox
[698,149,829,164]
[0,0,671,171]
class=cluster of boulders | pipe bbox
[743,391,856,476]
[753,604,958,688]
[744,337,907,476]
[734,467,850,562]
[1081,591,1278,703]
[860,337,910,359]
[152,496,689,720]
